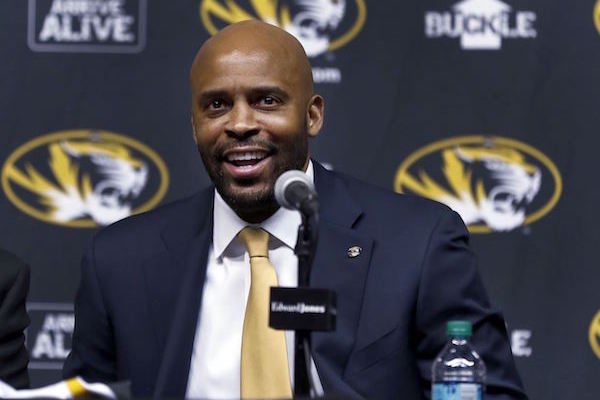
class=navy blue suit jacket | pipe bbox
[64,163,527,399]
[0,249,30,389]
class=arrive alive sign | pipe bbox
[28,0,147,53]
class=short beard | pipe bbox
[200,136,309,223]
[218,180,280,224]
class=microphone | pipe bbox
[272,170,333,397]
[274,170,318,216]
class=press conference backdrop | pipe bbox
[0,0,598,398]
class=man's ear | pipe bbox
[191,114,198,145]
[307,95,324,137]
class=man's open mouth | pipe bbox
[225,150,269,168]
[221,148,273,179]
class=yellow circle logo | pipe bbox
[199,0,366,57]
[590,310,600,359]
[1,130,169,228]
[395,135,562,233]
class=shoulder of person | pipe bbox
[325,167,456,222]
[0,249,29,289]
[90,187,213,250]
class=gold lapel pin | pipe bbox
[347,246,362,258]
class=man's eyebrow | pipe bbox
[197,90,228,103]
[251,86,289,99]
[196,86,290,103]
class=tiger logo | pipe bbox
[283,0,346,56]
[395,136,562,233]
[2,130,169,228]
[199,0,366,57]
[590,310,600,359]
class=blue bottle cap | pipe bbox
[447,320,472,337]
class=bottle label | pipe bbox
[432,383,483,400]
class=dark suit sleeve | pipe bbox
[0,254,30,389]
[63,238,117,383]
[414,210,527,399]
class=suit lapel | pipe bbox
[311,163,374,395]
[142,189,214,399]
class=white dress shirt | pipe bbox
[186,162,323,399]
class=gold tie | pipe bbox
[238,227,292,399]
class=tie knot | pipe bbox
[238,227,269,258]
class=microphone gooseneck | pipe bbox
[271,169,328,397]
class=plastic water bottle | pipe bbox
[432,320,486,400]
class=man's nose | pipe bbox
[225,102,259,138]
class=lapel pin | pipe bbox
[347,246,362,258]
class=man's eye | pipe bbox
[260,96,278,106]
[209,100,223,109]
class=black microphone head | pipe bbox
[274,170,315,210]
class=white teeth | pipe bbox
[227,151,267,162]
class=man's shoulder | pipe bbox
[326,167,454,221]
[92,188,213,248]
[0,249,29,289]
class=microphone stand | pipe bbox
[293,209,319,398]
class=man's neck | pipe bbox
[234,203,280,224]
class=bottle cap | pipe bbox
[447,320,472,337]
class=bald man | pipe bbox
[64,21,527,399]
[190,20,323,224]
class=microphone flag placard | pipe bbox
[269,287,336,331]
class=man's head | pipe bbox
[190,20,324,223]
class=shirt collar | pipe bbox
[212,161,315,259]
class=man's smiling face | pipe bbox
[190,21,323,223]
